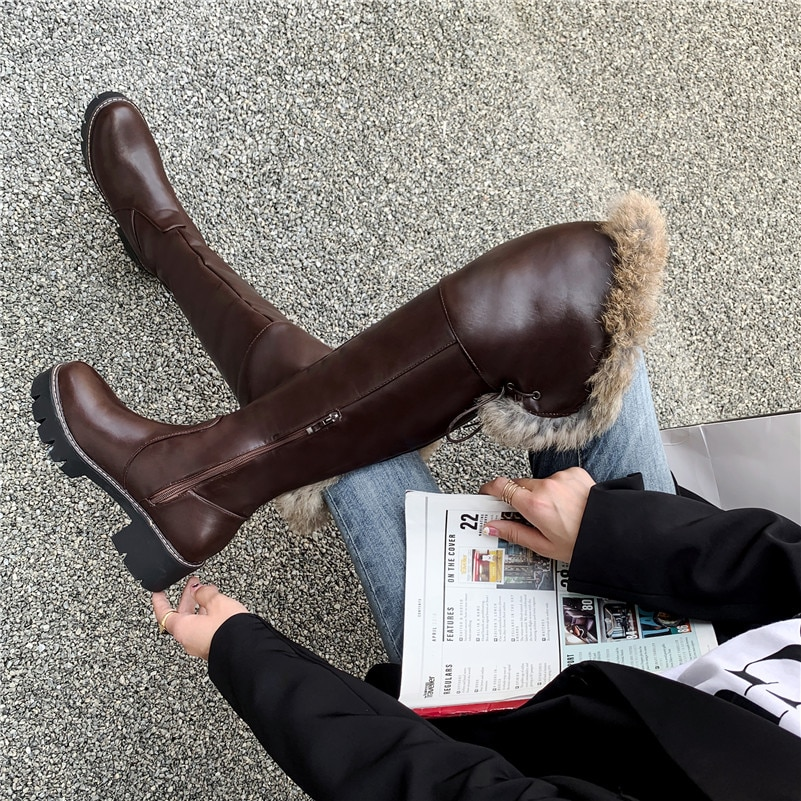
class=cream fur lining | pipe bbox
[477,190,667,451]
[275,191,666,534]
[273,477,339,536]
[274,440,442,536]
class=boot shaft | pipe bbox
[127,215,640,518]
[441,221,614,417]
[132,220,331,403]
[128,283,488,513]
[84,92,332,406]
[34,190,667,588]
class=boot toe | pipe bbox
[31,361,205,590]
[82,93,183,226]
[81,91,132,173]
[42,361,173,484]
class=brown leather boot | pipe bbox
[83,92,330,405]
[32,192,666,591]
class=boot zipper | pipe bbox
[148,410,342,506]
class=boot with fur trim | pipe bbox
[82,92,421,535]
[83,92,331,405]
[31,192,666,591]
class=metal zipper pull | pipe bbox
[150,410,344,506]
[306,410,341,434]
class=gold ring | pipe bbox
[158,609,178,635]
[500,479,521,505]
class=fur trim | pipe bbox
[275,193,666,532]
[273,477,339,537]
[273,441,443,536]
[477,191,667,452]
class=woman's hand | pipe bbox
[151,577,249,660]
[479,467,596,563]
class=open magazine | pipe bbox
[399,491,718,717]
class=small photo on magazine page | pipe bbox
[495,544,555,590]
[599,601,639,642]
[562,596,599,645]
[637,608,693,637]
[457,547,505,583]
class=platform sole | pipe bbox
[31,366,203,591]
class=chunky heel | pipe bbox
[31,366,202,591]
[112,520,197,592]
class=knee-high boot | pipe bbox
[82,93,331,405]
[32,189,666,591]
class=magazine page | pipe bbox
[399,491,718,717]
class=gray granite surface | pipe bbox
[1,1,799,798]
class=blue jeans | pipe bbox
[324,355,674,662]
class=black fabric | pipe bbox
[569,476,801,629]
[208,485,801,800]
[436,660,801,801]
[209,614,622,801]
[209,615,801,801]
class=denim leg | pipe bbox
[528,353,675,493]
[323,452,439,662]
[326,354,672,662]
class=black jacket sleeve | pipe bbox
[207,614,621,801]
[568,475,801,628]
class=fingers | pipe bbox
[479,475,513,498]
[151,591,180,636]
[149,578,248,662]
[478,469,594,563]
[151,590,173,624]
[177,576,201,614]
[151,577,207,637]
[480,476,533,508]
[485,520,554,557]
[192,583,220,610]
[480,468,595,499]
[149,579,221,624]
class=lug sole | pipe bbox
[30,367,202,591]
